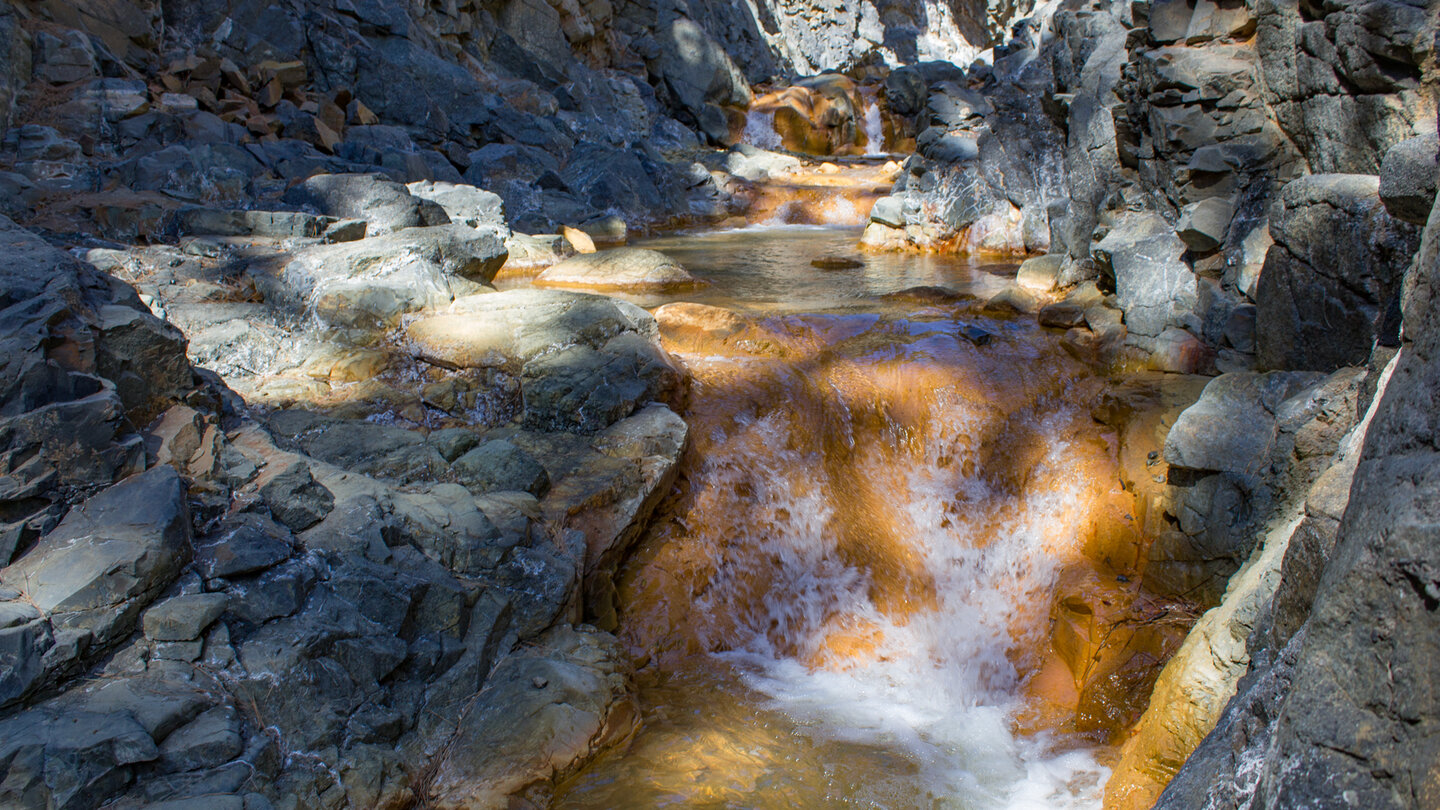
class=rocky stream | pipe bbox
[0,1,1438,809]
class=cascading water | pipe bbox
[743,108,785,151]
[860,87,887,155]
[552,228,1122,808]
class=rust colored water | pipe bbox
[551,228,1123,808]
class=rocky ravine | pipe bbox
[1,0,1440,809]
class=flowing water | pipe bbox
[860,86,887,156]
[548,227,1122,808]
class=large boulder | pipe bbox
[651,17,751,138]
[270,225,507,329]
[0,217,192,562]
[1150,369,1356,605]
[1163,371,1326,479]
[1094,212,1198,339]
[404,290,681,432]
[1378,132,1439,226]
[534,248,703,292]
[282,173,450,233]
[1257,175,1421,371]
[1,466,191,708]
[406,180,510,240]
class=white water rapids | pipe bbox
[552,227,1118,805]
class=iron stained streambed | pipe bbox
[512,226,1143,809]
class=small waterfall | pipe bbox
[562,288,1118,807]
[861,88,886,155]
[743,107,784,151]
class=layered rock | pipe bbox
[1149,159,1440,810]
[0,188,686,808]
[863,0,1437,373]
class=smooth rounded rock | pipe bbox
[534,248,704,292]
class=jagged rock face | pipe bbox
[1257,174,1421,371]
[1154,160,1440,810]
[0,217,195,564]
[1256,0,1438,175]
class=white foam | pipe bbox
[693,370,1108,808]
[861,91,886,156]
[743,108,784,151]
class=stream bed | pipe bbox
[531,227,1121,808]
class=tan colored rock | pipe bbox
[561,225,596,254]
[534,248,704,292]
[1104,510,1302,810]
[257,59,306,88]
[1016,254,1064,293]
[654,302,747,353]
[299,346,390,383]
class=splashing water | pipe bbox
[554,229,1116,809]
[861,88,886,156]
[744,108,784,151]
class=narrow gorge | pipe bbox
[0,1,1435,809]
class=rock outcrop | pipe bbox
[0,178,686,809]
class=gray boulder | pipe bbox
[282,173,450,233]
[1164,372,1326,478]
[428,625,638,809]
[1095,212,1198,338]
[1175,197,1235,253]
[194,513,295,581]
[454,440,550,497]
[651,17,751,132]
[142,593,229,642]
[272,225,506,328]
[521,332,681,433]
[1,466,191,708]
[406,180,511,240]
[1378,132,1439,226]
[0,704,159,809]
[259,462,334,532]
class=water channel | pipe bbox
[510,226,1124,808]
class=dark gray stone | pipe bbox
[259,462,334,532]
[1,466,190,708]
[195,513,295,580]
[157,705,243,774]
[282,173,449,233]
[143,593,229,642]
[1257,174,1421,371]
[453,440,550,496]
[1378,132,1439,226]
[1176,197,1235,253]
[522,332,681,433]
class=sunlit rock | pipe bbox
[534,248,705,293]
